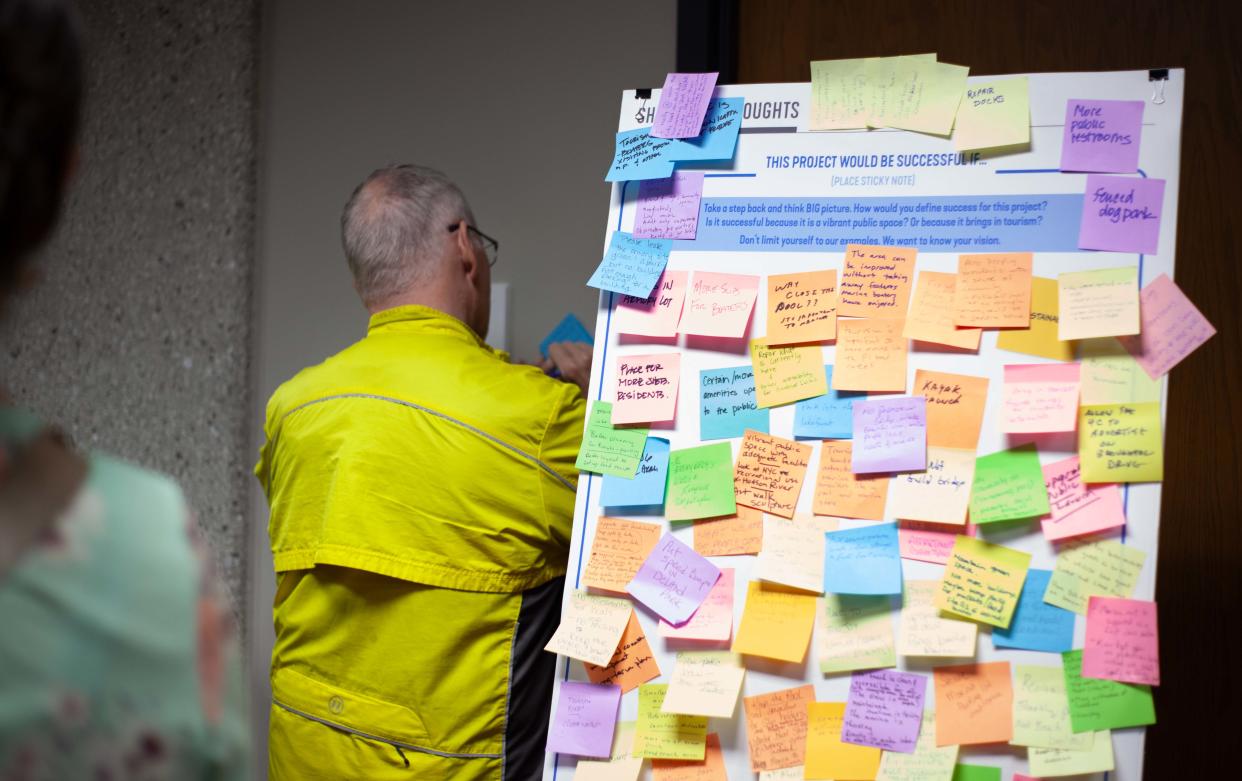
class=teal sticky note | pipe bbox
[700,366,768,440]
[605,127,676,182]
[823,522,902,595]
[600,437,670,508]
[540,313,592,358]
[992,568,1075,652]
[793,366,860,439]
[666,97,743,162]
[586,232,673,299]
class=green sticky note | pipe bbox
[951,764,1001,781]
[1062,649,1156,733]
[817,594,896,673]
[575,401,648,478]
[969,444,1051,523]
[665,442,736,521]
[953,77,1031,152]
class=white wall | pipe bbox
[248,0,675,770]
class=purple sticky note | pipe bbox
[627,532,720,624]
[1078,174,1165,254]
[546,681,622,758]
[651,72,719,139]
[851,396,927,474]
[1060,99,1144,173]
[1116,273,1217,379]
[841,669,928,753]
[634,172,705,240]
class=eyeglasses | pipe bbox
[448,223,499,267]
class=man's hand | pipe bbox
[541,341,593,397]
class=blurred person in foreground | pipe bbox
[0,0,248,778]
[255,164,592,779]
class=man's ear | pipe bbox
[454,221,480,278]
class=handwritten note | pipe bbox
[665,97,743,162]
[869,57,970,135]
[1060,99,1143,173]
[1117,273,1216,379]
[1011,663,1091,750]
[744,684,815,771]
[936,536,1030,628]
[805,701,882,780]
[699,365,768,440]
[969,445,1051,524]
[898,521,976,565]
[615,269,688,338]
[692,507,762,556]
[767,270,838,344]
[898,580,977,658]
[1039,455,1126,541]
[606,127,676,182]
[547,681,621,758]
[1028,730,1115,777]
[651,732,727,781]
[1079,337,1161,405]
[903,271,982,350]
[679,271,760,338]
[758,514,838,593]
[732,580,817,663]
[1062,649,1156,732]
[634,172,705,240]
[824,522,903,596]
[576,402,648,478]
[914,369,989,450]
[1043,538,1146,615]
[953,253,1032,328]
[954,77,1029,152]
[751,340,827,407]
[817,593,896,673]
[1083,597,1159,685]
[661,651,744,718]
[575,720,642,781]
[660,568,734,641]
[600,436,671,508]
[587,231,673,298]
[933,662,1013,746]
[734,430,812,517]
[840,244,916,318]
[852,396,927,474]
[834,318,908,391]
[583,610,661,693]
[875,711,959,781]
[1000,363,1081,433]
[808,54,936,130]
[997,276,1075,361]
[1078,401,1163,482]
[666,442,737,521]
[652,72,719,138]
[584,516,663,592]
[992,569,1076,653]
[792,366,858,439]
[545,590,635,666]
[627,533,720,625]
[1079,175,1165,254]
[842,670,928,753]
[613,352,680,424]
[887,446,976,525]
[1058,267,1140,340]
[813,440,890,520]
[633,684,708,760]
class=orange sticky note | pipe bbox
[953,252,1033,328]
[616,269,689,338]
[652,732,727,780]
[660,568,735,642]
[833,318,907,392]
[805,701,881,780]
[679,271,761,338]
[693,505,763,555]
[903,271,982,350]
[751,340,828,407]
[733,580,817,663]
[583,610,662,693]
[933,661,1014,746]
[744,684,816,771]
[734,430,813,518]
[812,440,889,520]
[583,516,663,592]
[839,244,916,318]
[614,353,681,424]
[767,270,838,344]
[913,369,989,450]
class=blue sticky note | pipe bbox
[586,231,673,298]
[992,569,1076,652]
[824,522,902,595]
[666,97,743,162]
[605,127,677,182]
[793,366,861,439]
[600,437,670,508]
[539,313,593,358]
[699,366,769,440]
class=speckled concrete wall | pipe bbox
[0,1,258,612]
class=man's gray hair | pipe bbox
[341,164,473,306]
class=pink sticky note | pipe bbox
[613,353,680,425]
[627,533,721,624]
[660,567,734,641]
[1015,776,1043,781]
[634,172,705,240]
[651,72,719,139]
[678,271,760,338]
[546,681,622,758]
[1060,99,1144,173]
[1000,363,1081,434]
[1079,175,1165,254]
[616,269,689,337]
[898,520,978,565]
[1116,273,1216,379]
[1083,596,1160,685]
[1040,456,1126,542]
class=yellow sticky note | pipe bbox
[936,536,1030,628]
[661,652,745,719]
[1058,267,1140,341]
[1078,338,1161,404]
[903,271,982,350]
[805,702,881,780]
[544,590,634,666]
[953,77,1030,152]
[898,580,977,658]
[998,277,1075,361]
[1011,665,1093,750]
[809,54,936,131]
[833,318,908,392]
[733,580,817,663]
[869,57,970,135]
[817,594,896,673]
[750,340,827,407]
[632,684,708,760]
[887,446,977,526]
[1043,538,1146,615]
[576,720,643,781]
[758,514,838,594]
[1028,730,1115,777]
[767,270,838,344]
[1079,402,1163,482]
[876,711,959,781]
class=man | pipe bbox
[255,164,592,779]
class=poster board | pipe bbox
[544,69,1183,781]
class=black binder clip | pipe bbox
[635,88,653,101]
[1148,69,1168,105]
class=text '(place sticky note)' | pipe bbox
[615,269,688,338]
[934,662,1013,746]
[851,396,927,474]
[734,430,812,518]
[767,270,838,344]
[1000,362,1081,434]
[666,442,737,521]
[699,365,768,440]
[954,77,1030,152]
[651,72,719,139]
[842,669,928,754]
[600,436,671,509]
[937,536,1030,628]
[634,171,705,240]
[1117,273,1216,380]
[751,340,828,407]
[969,444,1051,524]
[679,271,760,338]
[813,439,890,520]
[840,244,916,318]
[824,522,903,596]
[1083,596,1160,686]
[576,401,648,478]
[1060,99,1144,173]
[953,252,1032,328]
[1078,175,1165,255]
[627,533,720,625]
[547,681,621,758]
